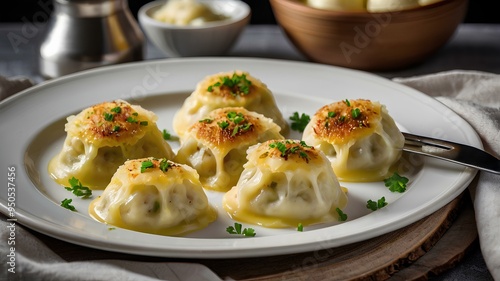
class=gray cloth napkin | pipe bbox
[0,214,223,281]
[394,70,500,280]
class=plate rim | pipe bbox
[0,57,480,258]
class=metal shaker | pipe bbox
[39,0,145,79]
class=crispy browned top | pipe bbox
[312,99,381,144]
[192,107,262,145]
[203,72,258,99]
[78,100,150,143]
[124,157,180,178]
[259,139,318,164]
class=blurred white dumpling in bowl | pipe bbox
[153,0,227,26]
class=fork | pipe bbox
[402,132,500,175]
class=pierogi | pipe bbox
[223,139,348,228]
[48,100,175,189]
[175,107,284,191]
[302,99,404,181]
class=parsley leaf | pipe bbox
[336,208,348,221]
[289,112,310,133]
[65,177,92,198]
[269,141,287,156]
[126,116,138,123]
[61,198,76,211]
[366,197,388,211]
[351,108,361,119]
[218,121,229,129]
[103,112,114,121]
[199,118,212,124]
[141,160,155,173]
[297,223,304,232]
[162,129,172,140]
[226,222,256,237]
[207,73,252,96]
[159,159,170,172]
[384,172,409,193]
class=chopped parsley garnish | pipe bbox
[269,141,287,156]
[226,222,256,237]
[159,159,170,172]
[113,125,120,132]
[218,121,229,129]
[384,172,409,193]
[336,208,348,221]
[227,111,244,124]
[366,197,388,211]
[61,198,76,211]
[325,111,337,128]
[344,99,351,106]
[339,115,346,122]
[207,73,252,96]
[217,111,253,136]
[297,223,304,232]
[233,123,252,136]
[162,129,172,140]
[126,116,137,123]
[269,140,311,161]
[110,106,121,113]
[199,118,212,124]
[65,177,92,198]
[289,112,310,133]
[125,115,148,126]
[103,112,114,121]
[351,108,361,119]
[140,160,155,173]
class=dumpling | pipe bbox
[172,70,289,140]
[302,99,404,182]
[48,100,175,189]
[175,107,284,192]
[223,139,348,228]
[89,157,216,236]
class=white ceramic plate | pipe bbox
[0,58,479,258]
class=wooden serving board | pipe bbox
[32,178,479,280]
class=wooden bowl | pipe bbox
[269,0,468,71]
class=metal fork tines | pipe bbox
[402,132,500,175]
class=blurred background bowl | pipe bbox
[269,0,468,71]
[139,0,250,57]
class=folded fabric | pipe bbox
[0,75,34,100]
[394,70,500,280]
[0,214,222,281]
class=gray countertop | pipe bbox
[0,22,498,280]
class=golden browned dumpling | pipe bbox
[48,100,175,189]
[89,158,216,236]
[223,139,348,228]
[175,107,284,192]
[302,99,404,182]
[172,70,289,140]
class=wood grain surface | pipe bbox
[29,179,479,281]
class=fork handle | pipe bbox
[402,132,500,175]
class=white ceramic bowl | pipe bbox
[139,0,251,57]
